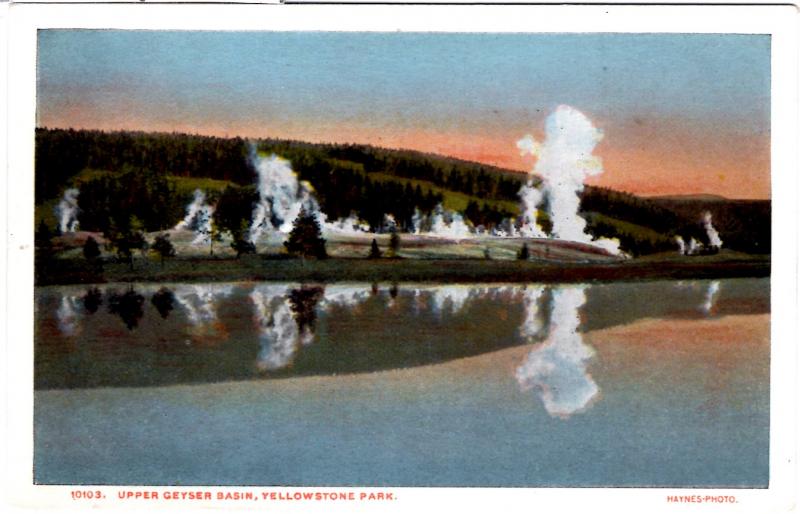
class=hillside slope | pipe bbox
[35,128,770,256]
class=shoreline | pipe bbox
[36,254,770,286]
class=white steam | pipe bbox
[675,236,687,255]
[323,213,371,235]
[175,189,215,245]
[56,188,80,233]
[413,204,473,239]
[702,211,723,249]
[517,105,621,255]
[515,286,599,419]
[249,151,320,242]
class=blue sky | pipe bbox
[37,30,771,198]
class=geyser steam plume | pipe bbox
[56,188,80,233]
[248,146,319,243]
[174,189,215,245]
[702,211,723,249]
[517,105,621,255]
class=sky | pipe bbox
[37,31,771,199]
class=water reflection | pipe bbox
[83,287,102,314]
[36,278,768,390]
[320,284,373,313]
[151,288,176,319]
[250,285,297,371]
[173,284,234,340]
[56,294,82,337]
[428,285,471,317]
[516,286,600,419]
[107,288,145,330]
[701,281,721,315]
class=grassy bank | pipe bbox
[36,253,770,286]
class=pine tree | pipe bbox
[388,230,400,258]
[368,238,382,259]
[151,233,176,266]
[284,208,327,259]
[517,242,530,261]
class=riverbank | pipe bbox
[36,252,770,286]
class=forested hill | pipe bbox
[34,128,770,256]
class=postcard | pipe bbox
[2,3,797,514]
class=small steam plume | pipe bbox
[175,189,215,245]
[517,105,621,255]
[323,213,371,235]
[383,214,397,232]
[675,236,687,255]
[517,183,546,238]
[56,188,80,233]
[413,204,472,239]
[702,211,723,249]
[515,286,600,419]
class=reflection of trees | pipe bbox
[108,288,145,330]
[516,286,600,419]
[151,287,176,319]
[288,286,324,338]
[82,287,102,314]
[252,285,325,372]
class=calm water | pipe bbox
[34,278,770,487]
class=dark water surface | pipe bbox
[34,278,769,487]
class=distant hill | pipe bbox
[34,127,770,256]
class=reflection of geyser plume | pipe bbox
[429,285,471,316]
[173,284,233,338]
[702,211,723,249]
[515,286,599,419]
[701,280,721,315]
[174,189,215,245]
[56,188,80,233]
[519,286,547,339]
[250,285,312,371]
[248,148,319,243]
[517,106,621,255]
[319,285,372,309]
[56,294,82,336]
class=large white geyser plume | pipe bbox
[56,188,80,233]
[517,105,621,255]
[248,148,320,243]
